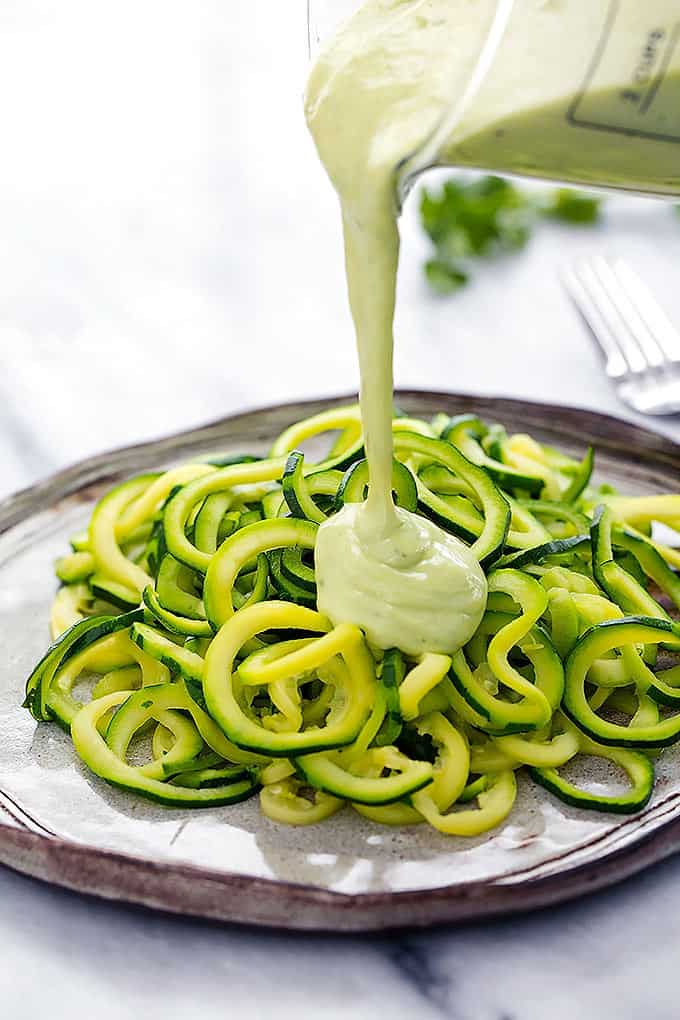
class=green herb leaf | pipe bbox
[420,175,536,257]
[424,257,468,295]
[544,188,602,224]
[420,174,604,294]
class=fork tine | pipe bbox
[572,258,648,374]
[563,266,628,378]
[564,261,632,377]
[608,257,680,365]
[596,256,667,370]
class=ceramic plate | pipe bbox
[1,392,680,932]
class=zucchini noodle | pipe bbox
[23,405,680,827]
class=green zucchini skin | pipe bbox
[193,492,233,555]
[142,586,213,638]
[563,617,680,747]
[96,774,258,808]
[56,551,95,584]
[206,455,260,468]
[449,628,563,738]
[295,751,433,805]
[374,648,404,747]
[69,529,90,553]
[392,432,510,569]
[561,446,594,503]
[335,458,418,512]
[457,775,489,804]
[268,548,316,607]
[203,604,374,758]
[131,622,205,683]
[89,574,140,610]
[171,765,253,790]
[71,683,260,807]
[281,451,328,524]
[498,534,589,570]
[516,499,590,536]
[156,555,205,620]
[24,610,144,722]
[415,488,481,546]
[315,438,365,474]
[442,414,545,496]
[529,741,654,815]
[591,506,677,633]
[613,526,680,613]
[203,518,317,630]
[279,547,316,594]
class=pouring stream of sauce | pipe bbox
[306,1,488,655]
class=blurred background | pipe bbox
[0,0,678,500]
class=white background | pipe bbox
[1,3,680,1017]
[0,1,678,499]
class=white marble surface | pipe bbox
[1,3,680,1017]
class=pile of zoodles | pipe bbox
[24,405,680,833]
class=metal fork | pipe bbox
[563,255,680,416]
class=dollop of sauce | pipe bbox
[316,502,487,655]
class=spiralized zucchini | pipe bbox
[23,405,680,830]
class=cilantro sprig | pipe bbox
[420,175,603,295]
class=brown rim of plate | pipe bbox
[0,390,679,932]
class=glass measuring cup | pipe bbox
[308,0,680,200]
